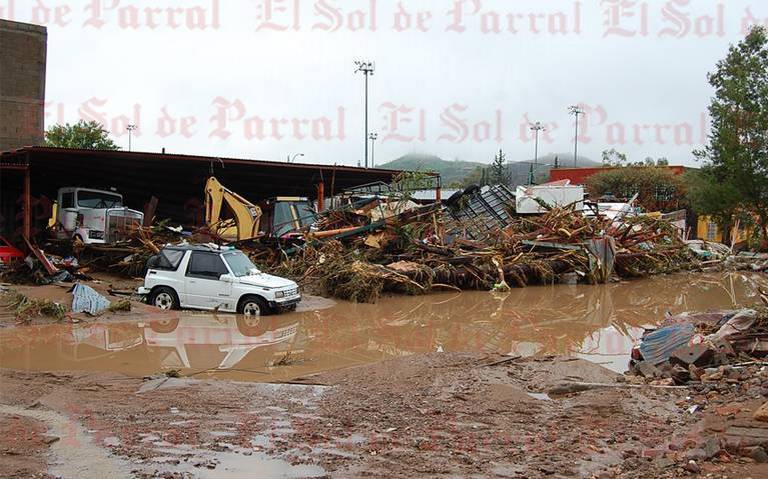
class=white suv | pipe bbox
[138,244,300,315]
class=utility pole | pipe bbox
[529,122,545,166]
[354,60,375,168]
[568,105,584,167]
[127,124,137,151]
[368,132,378,167]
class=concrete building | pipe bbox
[0,19,47,151]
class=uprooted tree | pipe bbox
[691,26,768,243]
[44,120,120,150]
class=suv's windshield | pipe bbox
[77,191,123,209]
[222,251,259,277]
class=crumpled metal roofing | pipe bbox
[71,283,111,315]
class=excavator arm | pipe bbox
[204,177,262,241]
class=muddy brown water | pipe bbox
[2,272,767,381]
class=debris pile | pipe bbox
[0,222,191,285]
[273,200,697,302]
[724,251,768,272]
[630,308,768,384]
[6,292,66,322]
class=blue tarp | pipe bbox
[71,283,111,315]
[638,323,696,365]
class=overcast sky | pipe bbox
[5,0,767,167]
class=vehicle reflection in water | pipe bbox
[1,272,767,379]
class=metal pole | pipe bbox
[574,114,578,167]
[534,129,539,166]
[371,135,375,167]
[127,124,137,152]
[568,106,583,167]
[364,73,369,169]
[355,61,375,168]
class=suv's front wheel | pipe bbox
[149,287,179,310]
[238,295,270,316]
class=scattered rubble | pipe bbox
[630,308,768,384]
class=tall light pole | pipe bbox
[127,124,137,151]
[568,105,584,167]
[354,60,375,168]
[529,122,545,166]
[368,132,378,167]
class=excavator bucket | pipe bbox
[204,177,262,241]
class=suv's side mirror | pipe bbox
[220,274,234,283]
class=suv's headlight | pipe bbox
[275,291,285,298]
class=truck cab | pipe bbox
[54,187,144,244]
[259,196,316,238]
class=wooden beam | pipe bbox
[316,181,325,212]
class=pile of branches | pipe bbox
[7,292,66,322]
[271,241,426,302]
[266,204,697,303]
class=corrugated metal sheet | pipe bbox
[71,283,111,315]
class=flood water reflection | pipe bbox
[2,272,767,379]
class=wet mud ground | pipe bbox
[2,272,768,478]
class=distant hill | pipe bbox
[381,154,485,185]
[381,153,600,187]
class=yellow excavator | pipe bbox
[204,177,262,241]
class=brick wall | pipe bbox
[0,19,47,151]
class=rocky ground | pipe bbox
[2,352,768,478]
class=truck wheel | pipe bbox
[236,315,270,336]
[149,287,179,310]
[238,295,270,316]
[149,318,179,333]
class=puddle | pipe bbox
[195,451,326,479]
[527,392,552,401]
[0,404,133,479]
[2,272,767,377]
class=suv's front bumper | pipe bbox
[269,296,301,311]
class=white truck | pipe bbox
[138,244,301,315]
[54,187,144,244]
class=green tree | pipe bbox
[693,26,768,241]
[490,149,507,185]
[586,167,686,212]
[44,120,120,150]
[685,169,741,234]
[601,148,628,166]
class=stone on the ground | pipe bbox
[753,401,768,422]
[751,446,768,463]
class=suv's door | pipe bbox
[184,252,233,310]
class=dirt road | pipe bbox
[2,353,767,478]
